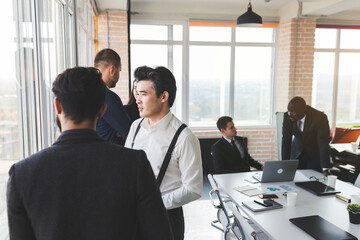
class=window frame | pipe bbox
[130,20,278,129]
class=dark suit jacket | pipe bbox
[7,129,173,240]
[211,136,262,174]
[281,106,331,172]
[96,88,132,145]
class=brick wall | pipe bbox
[194,128,278,163]
[276,18,316,110]
[97,11,130,103]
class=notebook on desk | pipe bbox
[252,160,298,183]
[295,181,340,196]
[290,215,358,240]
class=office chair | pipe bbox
[355,173,360,188]
[226,201,271,240]
[208,174,236,239]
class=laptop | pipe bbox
[295,181,341,196]
[252,160,299,183]
[290,215,358,240]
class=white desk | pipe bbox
[214,170,360,240]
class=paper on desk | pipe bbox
[260,184,300,193]
[234,185,266,197]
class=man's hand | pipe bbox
[322,170,329,177]
[116,132,122,138]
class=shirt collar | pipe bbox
[222,136,233,144]
[142,111,173,131]
[298,115,306,124]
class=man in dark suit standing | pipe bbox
[282,96,331,176]
[7,67,173,240]
[211,116,263,174]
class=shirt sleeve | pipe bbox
[7,165,36,240]
[103,90,132,140]
[161,133,203,209]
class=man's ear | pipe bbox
[220,128,225,134]
[109,65,116,76]
[160,91,169,103]
[98,104,107,119]
[54,98,62,114]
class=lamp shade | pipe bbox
[237,3,262,27]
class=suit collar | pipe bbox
[54,129,105,145]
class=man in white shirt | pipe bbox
[125,66,202,240]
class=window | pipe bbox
[313,26,360,127]
[130,23,276,127]
[0,0,83,169]
[130,24,183,117]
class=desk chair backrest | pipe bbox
[355,174,360,188]
[225,201,257,240]
[208,174,233,238]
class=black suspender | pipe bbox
[131,118,144,149]
[130,118,187,187]
[156,123,187,186]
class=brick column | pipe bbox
[97,11,130,103]
[276,18,316,111]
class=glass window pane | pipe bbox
[312,52,335,120]
[236,27,274,43]
[130,44,168,77]
[0,0,19,162]
[173,25,183,41]
[234,47,272,125]
[131,25,168,40]
[336,53,360,124]
[340,29,360,49]
[189,26,231,42]
[314,28,337,49]
[189,46,231,126]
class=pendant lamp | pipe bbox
[236,1,263,27]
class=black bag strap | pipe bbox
[157,123,187,187]
[131,118,144,149]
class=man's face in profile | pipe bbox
[287,104,305,122]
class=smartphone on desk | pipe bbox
[259,194,278,199]
[254,199,273,207]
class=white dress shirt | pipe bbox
[125,111,203,209]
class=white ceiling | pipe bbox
[95,0,360,22]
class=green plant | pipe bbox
[347,204,360,214]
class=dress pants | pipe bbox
[167,207,184,240]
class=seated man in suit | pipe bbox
[211,116,263,174]
[282,96,331,176]
[7,67,172,240]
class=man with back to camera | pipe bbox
[211,116,263,174]
[282,96,331,176]
[125,66,203,240]
[94,48,131,145]
[7,67,173,240]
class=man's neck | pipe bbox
[61,120,96,132]
[147,110,170,127]
[223,135,234,141]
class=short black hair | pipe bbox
[134,66,177,107]
[216,116,233,131]
[94,48,121,69]
[288,96,306,112]
[52,67,107,124]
